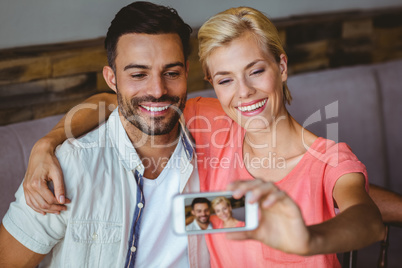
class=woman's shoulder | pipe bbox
[310,137,356,155]
[209,214,222,228]
[307,137,362,166]
[184,97,224,117]
[184,97,234,131]
[236,220,245,228]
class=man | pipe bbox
[186,198,213,231]
[0,2,209,267]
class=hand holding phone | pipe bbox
[172,191,259,235]
[226,180,311,255]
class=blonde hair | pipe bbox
[211,196,231,210]
[198,6,292,105]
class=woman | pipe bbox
[23,6,384,267]
[210,197,245,229]
[182,7,384,267]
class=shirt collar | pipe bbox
[178,114,195,161]
[107,108,195,171]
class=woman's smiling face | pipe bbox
[214,201,232,222]
[207,32,288,131]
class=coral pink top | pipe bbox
[209,215,245,229]
[184,98,368,268]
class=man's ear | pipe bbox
[103,66,117,93]
[279,54,288,82]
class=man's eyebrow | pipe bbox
[124,64,150,71]
[123,62,184,71]
[164,62,184,69]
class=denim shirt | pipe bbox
[3,109,208,267]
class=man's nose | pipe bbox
[148,76,167,99]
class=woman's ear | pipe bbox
[279,54,288,82]
[204,75,213,86]
[103,66,117,93]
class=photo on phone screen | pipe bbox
[172,191,258,235]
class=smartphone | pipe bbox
[172,191,259,235]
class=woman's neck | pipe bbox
[223,217,238,228]
[242,112,317,182]
[244,111,298,155]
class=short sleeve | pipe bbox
[2,184,68,254]
[321,142,369,198]
[209,215,222,229]
[183,97,199,120]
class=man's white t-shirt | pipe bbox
[186,220,212,231]
[135,136,189,268]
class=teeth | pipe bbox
[238,99,267,112]
[141,105,170,112]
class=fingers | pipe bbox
[28,195,66,215]
[226,180,308,249]
[24,191,46,215]
[50,169,66,204]
[225,230,252,241]
[23,145,70,215]
[260,189,287,208]
[26,184,67,215]
[228,179,265,200]
[23,173,68,215]
[228,180,286,207]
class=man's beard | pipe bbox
[116,88,186,136]
[197,216,210,224]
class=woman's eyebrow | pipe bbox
[212,59,264,78]
[245,59,264,70]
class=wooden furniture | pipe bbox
[343,223,402,268]
[1,6,401,126]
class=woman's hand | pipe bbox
[23,138,70,215]
[226,180,312,255]
[21,93,118,215]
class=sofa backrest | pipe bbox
[0,114,63,219]
[286,65,388,187]
[374,59,402,191]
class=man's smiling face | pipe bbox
[192,203,211,225]
[105,33,188,136]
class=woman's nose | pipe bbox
[238,79,255,99]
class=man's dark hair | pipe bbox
[191,198,211,209]
[105,1,192,71]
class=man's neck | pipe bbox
[196,221,210,230]
[119,113,181,179]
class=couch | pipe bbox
[1,58,401,267]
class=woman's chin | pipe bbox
[221,216,230,222]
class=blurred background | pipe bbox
[0,0,401,125]
[1,0,401,49]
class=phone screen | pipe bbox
[185,193,246,233]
